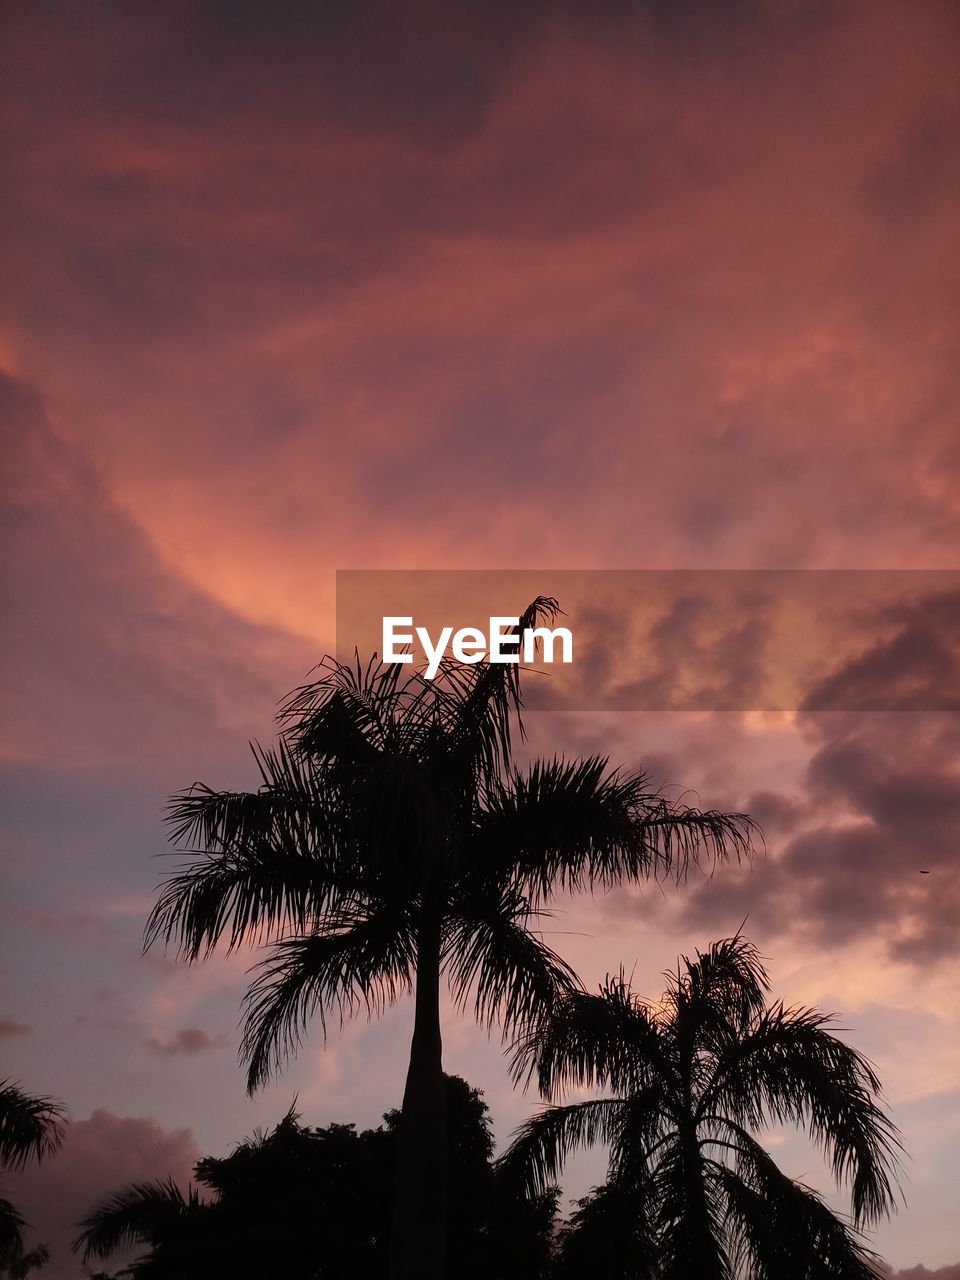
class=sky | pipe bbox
[1,0,959,1274]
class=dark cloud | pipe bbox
[675,708,960,964]
[1,0,758,148]
[144,1027,228,1056]
[520,581,777,713]
[739,790,805,838]
[554,590,959,963]
[801,589,960,712]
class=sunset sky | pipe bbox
[2,2,959,1275]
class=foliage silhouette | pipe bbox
[0,1244,48,1280]
[0,1080,64,1275]
[145,599,756,1279]
[552,1181,659,1280]
[75,1180,206,1276]
[501,936,903,1280]
[74,1075,557,1279]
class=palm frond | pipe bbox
[280,652,426,762]
[654,1138,733,1280]
[241,908,416,1092]
[146,743,357,960]
[281,652,511,867]
[0,1081,65,1170]
[73,1178,202,1262]
[672,935,769,1036]
[553,1178,660,1280]
[498,1099,628,1197]
[701,1004,902,1224]
[510,978,670,1104]
[710,1129,885,1279]
[443,888,579,1039]
[2,1240,49,1278]
[433,597,562,779]
[0,1193,26,1262]
[609,1091,675,1184]
[477,757,757,902]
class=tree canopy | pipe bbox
[502,936,903,1280]
[75,1076,557,1280]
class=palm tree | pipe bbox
[74,1179,205,1276]
[0,1080,65,1269]
[145,599,756,1280]
[501,937,903,1280]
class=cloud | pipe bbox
[11,1109,199,1280]
[143,1027,228,1056]
[3,0,959,643]
[885,1267,960,1280]
[0,1017,30,1037]
[674,715,960,964]
[569,584,960,970]
[800,589,960,712]
[0,371,316,771]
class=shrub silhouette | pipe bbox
[75,1076,556,1279]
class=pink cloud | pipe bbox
[3,0,958,645]
[11,1109,199,1280]
[0,372,316,771]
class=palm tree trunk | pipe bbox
[389,914,448,1280]
[676,1121,727,1280]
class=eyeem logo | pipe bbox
[382,616,574,680]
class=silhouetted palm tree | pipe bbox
[145,600,756,1280]
[75,1179,205,1276]
[0,1080,64,1270]
[502,937,902,1280]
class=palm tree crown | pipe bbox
[502,936,903,1280]
[144,599,757,1279]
